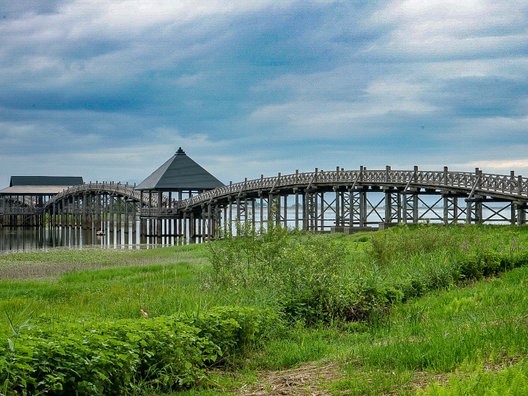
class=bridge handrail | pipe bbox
[173,168,528,210]
[35,168,528,214]
[44,182,148,209]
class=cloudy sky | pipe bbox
[1,0,527,187]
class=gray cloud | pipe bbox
[0,0,527,188]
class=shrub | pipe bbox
[209,225,349,324]
[1,319,215,395]
[210,225,528,326]
[0,306,276,395]
[185,306,281,362]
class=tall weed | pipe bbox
[209,225,348,324]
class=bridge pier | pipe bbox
[517,202,527,225]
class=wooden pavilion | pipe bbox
[136,147,224,204]
[135,148,224,240]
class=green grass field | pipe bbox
[1,225,527,395]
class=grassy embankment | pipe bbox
[0,225,527,394]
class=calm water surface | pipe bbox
[0,205,508,253]
[0,223,182,253]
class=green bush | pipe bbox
[0,306,276,396]
[186,306,281,362]
[209,225,349,324]
[210,225,528,327]
[1,319,215,395]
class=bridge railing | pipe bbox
[0,207,40,215]
[32,168,528,215]
[45,181,147,209]
[172,168,528,211]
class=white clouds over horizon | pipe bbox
[0,0,527,186]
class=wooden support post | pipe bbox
[223,205,228,236]
[207,203,213,240]
[384,189,392,226]
[359,190,367,227]
[413,193,419,223]
[196,210,202,243]
[190,212,196,243]
[268,193,274,227]
[335,188,340,227]
[251,199,256,232]
[294,189,299,230]
[304,192,311,230]
[313,192,318,231]
[302,192,308,231]
[259,194,264,232]
[228,198,233,236]
[181,212,186,244]
[348,189,354,227]
[178,191,183,240]
[320,192,325,231]
[443,195,449,225]
[283,195,288,228]
[340,190,346,226]
[517,202,526,225]
[124,199,129,236]
[466,200,472,224]
[475,199,483,224]
[236,197,241,223]
[168,193,173,239]
[140,217,147,238]
[453,196,459,224]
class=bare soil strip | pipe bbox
[240,362,340,396]
[0,256,203,280]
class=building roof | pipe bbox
[9,176,83,187]
[0,176,84,195]
[0,186,75,195]
[135,148,224,191]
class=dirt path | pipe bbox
[239,362,340,395]
[0,255,203,279]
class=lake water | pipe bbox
[0,222,186,253]
[0,205,511,253]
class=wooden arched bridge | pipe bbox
[2,166,527,242]
[150,166,528,241]
[41,181,149,230]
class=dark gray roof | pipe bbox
[135,148,224,191]
[0,185,75,195]
[10,176,83,187]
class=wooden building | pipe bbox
[0,176,83,226]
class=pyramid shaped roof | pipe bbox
[135,148,224,191]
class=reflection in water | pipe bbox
[0,204,510,253]
[0,221,185,253]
